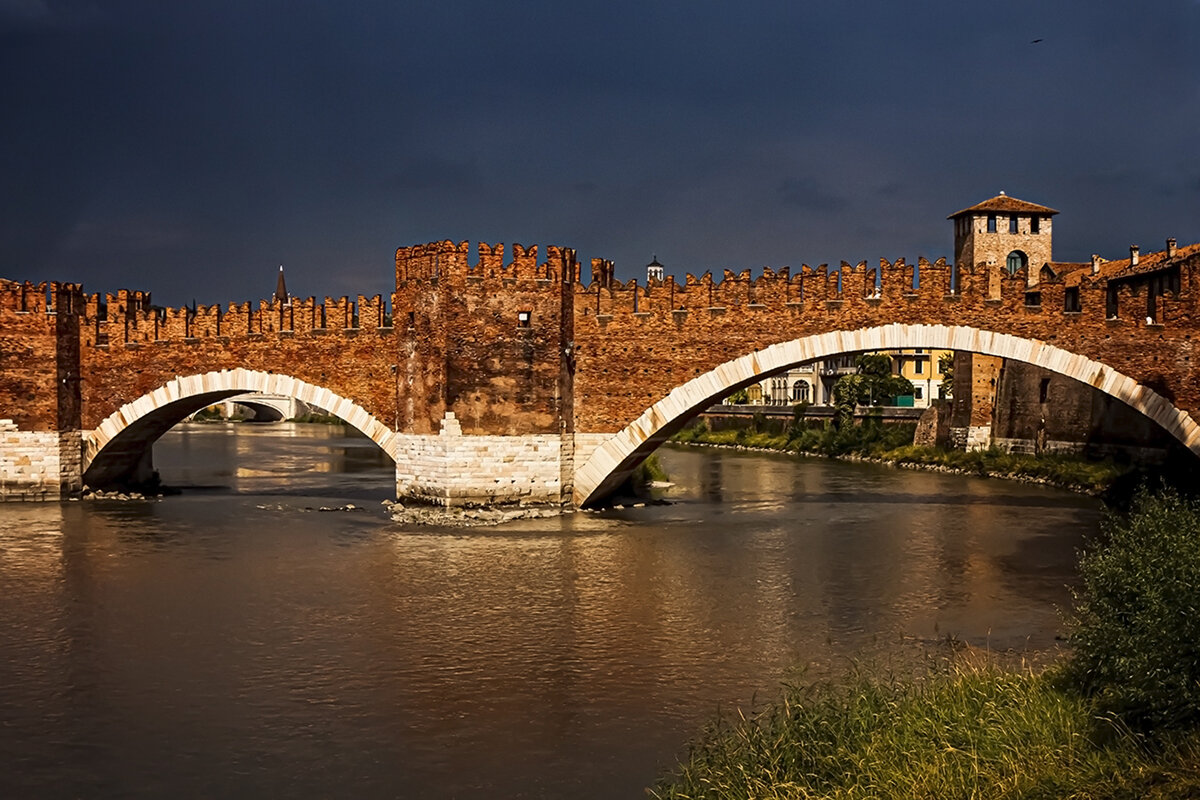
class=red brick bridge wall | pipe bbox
[394,242,1200,437]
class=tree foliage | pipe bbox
[1067,487,1200,733]
[831,355,914,426]
[938,353,955,400]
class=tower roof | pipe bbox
[948,194,1059,220]
[274,265,288,303]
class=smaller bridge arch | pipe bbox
[84,369,396,487]
[573,323,1200,506]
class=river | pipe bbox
[0,423,1099,798]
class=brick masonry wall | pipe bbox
[5,240,1200,505]
[571,249,1200,439]
[79,295,398,432]
[394,241,573,436]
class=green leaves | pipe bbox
[1068,488,1200,733]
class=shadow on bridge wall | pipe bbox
[83,370,396,488]
[573,323,1200,506]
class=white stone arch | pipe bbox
[573,323,1200,506]
[83,369,396,486]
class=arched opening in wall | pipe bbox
[574,325,1200,507]
[83,375,396,500]
[792,380,811,403]
[1006,250,1028,276]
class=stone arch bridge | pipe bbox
[2,238,1198,504]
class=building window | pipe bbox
[987,214,997,233]
[1031,215,1040,234]
[1064,287,1081,313]
[792,380,810,403]
[914,386,923,400]
[1009,214,1018,234]
[517,310,531,327]
[1006,250,1028,275]
[914,359,923,374]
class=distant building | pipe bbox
[646,256,664,283]
[274,265,290,305]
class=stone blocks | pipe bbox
[394,415,569,506]
[0,420,81,500]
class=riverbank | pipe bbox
[672,421,1130,495]
[651,489,1200,798]
[650,651,1200,799]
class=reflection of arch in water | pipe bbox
[573,323,1200,506]
[84,370,395,487]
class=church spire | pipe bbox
[274,264,289,304]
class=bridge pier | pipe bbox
[0,422,81,501]
[393,413,581,507]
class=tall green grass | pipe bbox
[651,655,1200,799]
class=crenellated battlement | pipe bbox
[77,290,393,348]
[0,280,84,315]
[561,248,1200,327]
[395,240,580,286]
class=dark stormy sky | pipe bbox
[2,0,1198,307]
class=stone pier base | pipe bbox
[949,425,993,451]
[0,420,82,500]
[393,413,577,507]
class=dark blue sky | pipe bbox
[2,0,1198,306]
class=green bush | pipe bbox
[1067,487,1200,733]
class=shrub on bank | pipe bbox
[1066,488,1200,734]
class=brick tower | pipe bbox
[948,192,1058,287]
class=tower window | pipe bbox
[517,310,531,327]
[987,214,997,233]
[1006,250,1028,275]
[1009,215,1018,233]
[1031,215,1040,234]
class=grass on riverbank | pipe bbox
[650,654,1200,800]
[652,486,1200,798]
[672,419,1129,493]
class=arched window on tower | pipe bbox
[1006,250,1028,276]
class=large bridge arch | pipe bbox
[83,369,396,487]
[573,323,1200,506]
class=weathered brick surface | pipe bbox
[394,241,574,436]
[4,236,1200,503]
[571,249,1200,438]
[78,291,398,431]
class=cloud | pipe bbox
[776,177,845,213]
[383,155,481,192]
